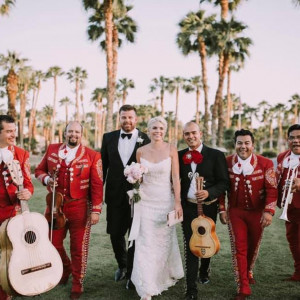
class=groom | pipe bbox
[179,122,229,300]
[101,105,150,289]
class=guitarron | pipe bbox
[0,160,63,296]
[189,176,220,258]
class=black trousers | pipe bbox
[110,234,135,278]
[182,201,218,295]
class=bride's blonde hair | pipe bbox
[147,116,167,137]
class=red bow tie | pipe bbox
[183,150,203,164]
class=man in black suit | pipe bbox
[179,122,229,300]
[101,105,150,289]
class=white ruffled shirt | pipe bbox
[283,152,300,169]
[232,154,254,176]
[118,128,138,167]
[44,144,80,185]
[0,147,13,164]
[58,144,80,165]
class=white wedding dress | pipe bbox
[131,157,184,298]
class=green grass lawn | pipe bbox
[12,179,300,300]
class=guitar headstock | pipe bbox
[6,160,24,187]
[196,176,204,192]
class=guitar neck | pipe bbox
[18,184,29,213]
[196,176,204,217]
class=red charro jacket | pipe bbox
[35,143,103,213]
[219,153,277,215]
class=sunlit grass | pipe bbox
[12,179,300,299]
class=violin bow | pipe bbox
[50,167,58,242]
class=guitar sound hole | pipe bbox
[24,231,37,244]
[198,226,206,235]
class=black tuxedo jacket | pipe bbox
[101,129,150,208]
[178,144,229,205]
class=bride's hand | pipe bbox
[174,202,183,219]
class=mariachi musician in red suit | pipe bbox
[219,129,277,300]
[276,124,300,282]
[179,122,229,300]
[35,121,103,300]
[0,115,34,300]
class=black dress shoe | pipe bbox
[198,276,209,284]
[114,268,126,282]
[126,279,135,290]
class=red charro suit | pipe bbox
[0,145,34,300]
[219,153,277,295]
[276,150,300,280]
[35,143,103,294]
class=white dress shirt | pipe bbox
[187,144,203,200]
[118,128,138,167]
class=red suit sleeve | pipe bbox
[22,150,34,195]
[263,158,278,215]
[35,148,50,185]
[89,151,103,213]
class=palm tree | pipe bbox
[18,66,33,148]
[199,0,246,20]
[46,66,64,143]
[28,70,46,151]
[0,0,16,16]
[177,10,216,142]
[166,77,186,146]
[40,105,53,150]
[0,51,28,119]
[59,97,72,125]
[118,78,134,105]
[91,87,107,148]
[210,18,252,146]
[288,94,300,124]
[185,76,202,125]
[149,76,169,117]
[273,103,286,152]
[84,0,135,132]
[66,66,88,122]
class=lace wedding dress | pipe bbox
[131,157,184,299]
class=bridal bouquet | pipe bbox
[124,162,148,203]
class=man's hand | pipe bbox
[47,178,58,188]
[260,212,273,228]
[90,213,100,225]
[195,190,209,202]
[292,177,300,193]
[219,212,228,224]
[16,189,31,201]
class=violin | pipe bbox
[45,167,66,236]
[45,191,66,230]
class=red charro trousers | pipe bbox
[51,199,91,293]
[228,207,264,295]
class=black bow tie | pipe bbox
[121,133,132,139]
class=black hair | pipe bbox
[0,115,15,133]
[234,128,254,143]
[287,124,300,137]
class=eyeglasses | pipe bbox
[288,136,300,141]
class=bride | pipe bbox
[130,116,184,300]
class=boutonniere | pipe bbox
[183,150,203,165]
[137,136,144,146]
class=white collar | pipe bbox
[233,154,254,175]
[189,144,203,153]
[0,146,13,164]
[283,152,300,169]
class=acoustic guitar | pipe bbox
[189,176,220,258]
[0,160,63,296]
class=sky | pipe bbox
[0,0,299,125]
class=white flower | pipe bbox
[137,137,144,144]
